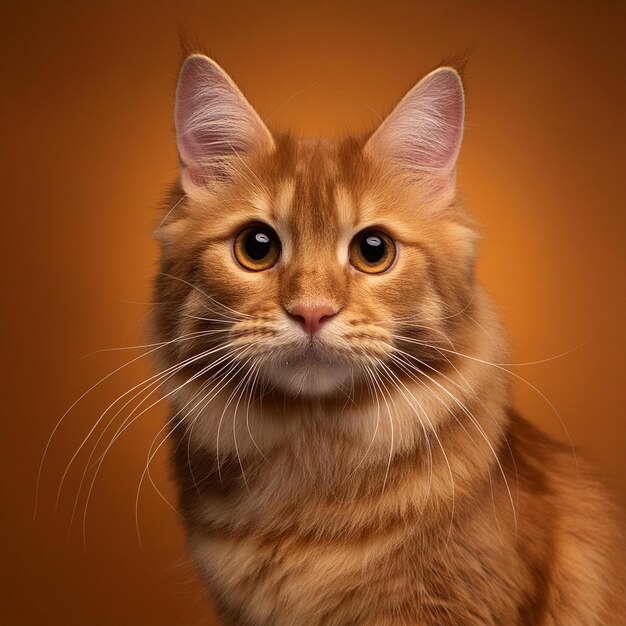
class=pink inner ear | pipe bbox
[366,67,465,180]
[174,55,273,187]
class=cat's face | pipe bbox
[153,56,476,400]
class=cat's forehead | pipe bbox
[263,135,373,241]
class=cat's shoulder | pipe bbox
[508,410,623,548]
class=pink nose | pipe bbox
[287,303,339,335]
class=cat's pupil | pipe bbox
[245,231,272,260]
[361,234,385,263]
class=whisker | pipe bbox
[394,290,476,324]
[135,350,255,533]
[76,345,245,549]
[215,354,258,485]
[376,359,455,543]
[244,361,268,462]
[393,336,580,482]
[183,355,252,492]
[60,341,235,519]
[77,329,233,360]
[160,272,250,321]
[341,364,382,485]
[35,329,219,518]
[156,193,187,230]
[361,359,396,495]
[133,355,250,548]
[394,344,521,526]
[390,351,517,537]
[231,361,261,492]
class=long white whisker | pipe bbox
[79,345,245,549]
[362,359,395,495]
[60,341,234,520]
[183,356,250,492]
[36,329,217,518]
[393,337,580,482]
[343,365,381,483]
[134,350,254,542]
[377,359,455,543]
[244,361,267,462]
[161,272,250,321]
[215,354,258,485]
[394,345,520,525]
[156,194,187,230]
[231,360,264,492]
[390,351,517,537]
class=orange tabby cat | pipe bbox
[150,54,624,625]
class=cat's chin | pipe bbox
[264,357,353,398]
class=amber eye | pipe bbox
[233,225,281,271]
[349,229,396,274]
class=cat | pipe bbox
[149,54,625,625]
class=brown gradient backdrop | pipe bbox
[1,1,624,624]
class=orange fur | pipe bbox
[149,56,624,625]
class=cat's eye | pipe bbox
[233,225,281,271]
[349,229,396,274]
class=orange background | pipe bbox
[1,2,624,624]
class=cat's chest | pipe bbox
[181,469,523,626]
[190,525,411,626]
[189,524,515,626]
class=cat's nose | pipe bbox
[286,302,339,336]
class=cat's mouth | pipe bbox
[281,343,336,367]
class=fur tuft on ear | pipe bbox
[175,55,274,193]
[365,67,464,200]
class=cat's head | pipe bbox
[152,55,477,400]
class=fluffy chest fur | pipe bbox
[170,406,622,626]
[187,488,526,626]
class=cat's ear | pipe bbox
[365,67,464,200]
[175,54,274,193]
